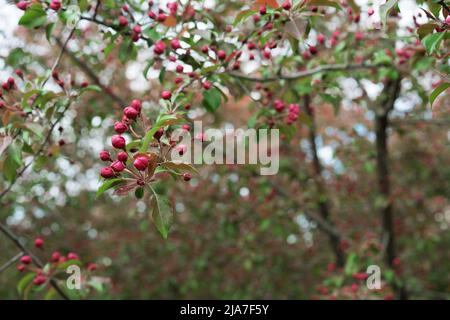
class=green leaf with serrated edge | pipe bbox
[96,178,126,198]
[429,82,450,108]
[150,193,173,239]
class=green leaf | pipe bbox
[344,253,359,276]
[429,82,450,108]
[80,85,102,93]
[56,259,82,270]
[4,144,22,182]
[139,114,183,153]
[17,272,36,297]
[417,23,437,40]
[45,22,56,42]
[19,4,47,29]
[160,161,198,174]
[96,178,126,198]
[150,193,174,239]
[159,67,166,84]
[135,187,144,199]
[380,0,398,27]
[202,88,222,113]
[422,32,445,55]
[233,9,256,26]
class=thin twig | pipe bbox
[54,37,126,107]
[0,252,23,273]
[42,25,78,88]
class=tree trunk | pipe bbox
[304,95,346,267]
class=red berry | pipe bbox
[51,251,61,262]
[87,263,97,272]
[201,45,209,54]
[148,11,156,19]
[99,150,111,161]
[117,151,128,162]
[368,8,375,16]
[153,128,164,140]
[161,90,172,100]
[133,156,149,171]
[183,173,191,181]
[259,5,266,15]
[7,77,15,87]
[67,252,79,260]
[17,264,25,272]
[130,99,142,112]
[124,106,139,119]
[170,38,181,50]
[20,255,32,265]
[355,31,364,41]
[309,45,318,55]
[274,99,285,112]
[154,40,166,55]
[174,77,183,84]
[118,16,128,27]
[114,122,128,134]
[282,0,292,10]
[50,0,61,11]
[176,65,184,73]
[317,34,325,45]
[157,13,167,22]
[16,1,29,10]
[167,2,178,14]
[101,167,115,178]
[133,25,142,34]
[202,81,212,90]
[111,135,126,149]
[217,50,226,60]
[34,238,44,248]
[33,275,46,286]
[111,160,125,172]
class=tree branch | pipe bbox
[0,222,69,299]
[228,63,383,83]
[54,37,127,107]
[0,252,23,273]
[302,94,346,267]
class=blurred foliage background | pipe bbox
[0,0,449,299]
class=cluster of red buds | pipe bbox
[16,237,97,287]
[99,99,154,184]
